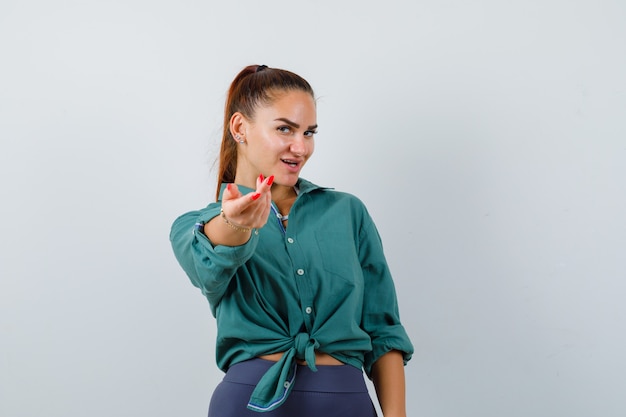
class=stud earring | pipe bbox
[235,134,244,144]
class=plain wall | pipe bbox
[1,0,625,416]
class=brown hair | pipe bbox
[215,64,315,200]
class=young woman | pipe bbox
[170,64,413,417]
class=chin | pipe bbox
[275,174,300,187]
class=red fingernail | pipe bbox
[267,175,275,186]
[227,184,231,191]
[259,174,264,182]
[251,193,261,200]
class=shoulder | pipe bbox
[321,190,368,214]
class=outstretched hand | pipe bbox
[220,174,274,231]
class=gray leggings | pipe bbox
[208,358,377,417]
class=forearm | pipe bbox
[371,350,407,417]
[204,212,252,247]
[170,209,258,303]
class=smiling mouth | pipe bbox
[281,159,300,168]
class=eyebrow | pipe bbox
[274,118,318,130]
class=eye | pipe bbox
[304,129,318,137]
[277,126,292,134]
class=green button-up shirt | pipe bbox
[170,178,413,412]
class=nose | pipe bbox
[290,134,306,156]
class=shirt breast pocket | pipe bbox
[314,231,363,288]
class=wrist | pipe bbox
[220,208,256,234]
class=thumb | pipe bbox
[222,183,242,202]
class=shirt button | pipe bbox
[305,307,312,314]
[296,269,305,276]
[284,381,291,388]
[287,237,294,244]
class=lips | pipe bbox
[281,158,301,168]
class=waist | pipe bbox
[259,351,344,366]
[225,358,367,393]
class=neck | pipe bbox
[271,184,297,203]
[271,184,298,220]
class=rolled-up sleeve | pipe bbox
[358,215,414,378]
[169,206,260,315]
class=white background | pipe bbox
[1,1,625,416]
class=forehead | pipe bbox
[254,89,316,122]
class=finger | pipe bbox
[254,174,274,194]
[225,186,266,217]
[222,183,242,202]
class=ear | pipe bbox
[229,112,248,143]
